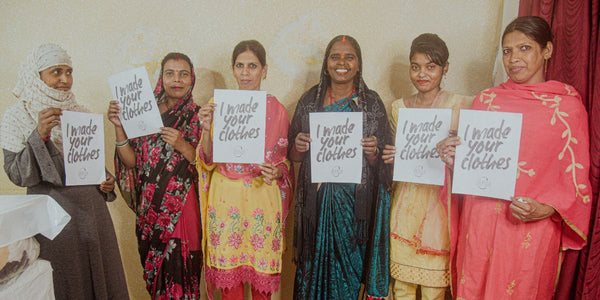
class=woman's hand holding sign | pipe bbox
[436,132,461,169]
[198,103,216,161]
[198,103,216,131]
[37,108,62,140]
[382,145,396,164]
[99,173,116,194]
[290,132,311,162]
[295,133,311,152]
[107,100,123,128]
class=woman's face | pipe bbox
[409,52,447,94]
[233,50,266,91]
[327,40,360,86]
[40,65,73,91]
[502,30,552,85]
[162,59,193,99]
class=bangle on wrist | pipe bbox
[366,147,379,161]
[115,139,129,147]
[42,134,51,142]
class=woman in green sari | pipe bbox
[289,35,391,300]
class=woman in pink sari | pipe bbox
[197,40,293,300]
[437,16,591,299]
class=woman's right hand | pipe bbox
[198,103,216,131]
[108,100,122,128]
[294,133,312,153]
[382,145,396,164]
[436,134,461,168]
[37,108,62,140]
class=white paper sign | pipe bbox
[108,67,163,138]
[213,89,267,164]
[310,112,363,183]
[394,108,451,185]
[452,110,522,200]
[61,111,106,186]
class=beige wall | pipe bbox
[0,1,504,299]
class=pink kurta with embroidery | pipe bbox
[197,95,293,294]
[450,80,591,300]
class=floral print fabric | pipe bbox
[197,95,292,294]
[118,89,203,299]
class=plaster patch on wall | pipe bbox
[271,14,327,78]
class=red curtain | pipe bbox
[519,1,600,299]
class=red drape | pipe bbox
[519,1,600,299]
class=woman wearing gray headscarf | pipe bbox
[0,44,128,299]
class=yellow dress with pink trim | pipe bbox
[197,95,293,295]
[389,91,472,287]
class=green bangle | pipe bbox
[115,139,129,147]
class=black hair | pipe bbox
[409,33,449,67]
[160,52,194,72]
[231,40,267,67]
[502,16,553,48]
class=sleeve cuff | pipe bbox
[27,130,63,186]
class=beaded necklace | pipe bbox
[327,86,356,109]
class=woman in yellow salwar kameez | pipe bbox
[382,33,472,300]
[196,40,293,300]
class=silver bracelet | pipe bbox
[115,139,129,147]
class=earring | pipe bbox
[544,58,548,74]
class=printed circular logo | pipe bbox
[413,165,425,177]
[477,176,491,190]
[331,166,342,177]
[233,146,245,157]
[78,167,88,180]
[137,120,147,131]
